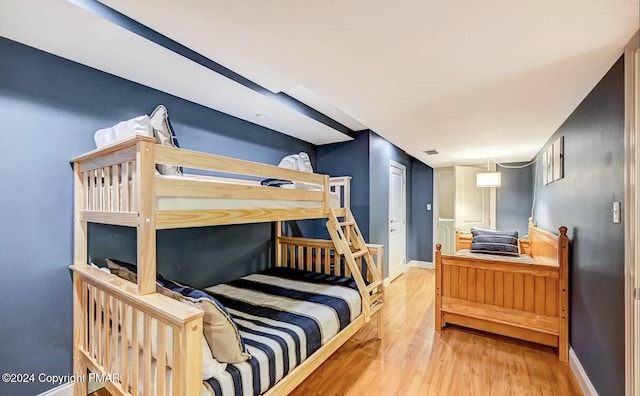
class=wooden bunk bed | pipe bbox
[69,135,384,395]
[434,219,569,361]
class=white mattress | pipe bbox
[156,174,340,211]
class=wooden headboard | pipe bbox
[453,218,567,265]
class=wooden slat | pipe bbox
[315,248,322,273]
[441,297,559,335]
[97,168,104,211]
[143,315,152,394]
[485,270,494,305]
[89,285,95,358]
[306,247,312,271]
[156,208,332,228]
[324,249,331,274]
[459,267,468,300]
[120,302,128,393]
[121,162,129,212]
[155,144,326,185]
[450,266,459,298]
[181,318,203,396]
[110,295,119,375]
[524,274,535,312]
[79,211,139,226]
[173,327,180,396]
[131,309,139,396]
[443,264,451,297]
[92,171,98,211]
[503,273,514,309]
[545,278,558,317]
[494,272,504,307]
[468,268,476,302]
[157,323,167,396]
[297,246,304,270]
[156,176,324,201]
[103,294,111,372]
[112,164,120,212]
[513,273,524,310]
[534,277,546,314]
[476,269,485,304]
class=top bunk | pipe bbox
[71,135,351,229]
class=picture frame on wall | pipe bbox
[542,151,548,185]
[553,136,564,181]
[542,136,564,185]
[546,145,554,184]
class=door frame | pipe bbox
[624,45,639,396]
[388,159,407,281]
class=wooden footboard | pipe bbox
[435,224,569,361]
[71,265,203,396]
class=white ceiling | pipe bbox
[2,0,638,167]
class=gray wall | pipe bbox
[0,38,316,395]
[496,162,534,234]
[532,56,625,395]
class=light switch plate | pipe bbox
[427,203,432,211]
[613,201,621,224]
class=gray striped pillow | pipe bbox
[470,228,519,256]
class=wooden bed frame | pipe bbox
[435,219,569,361]
[69,135,384,395]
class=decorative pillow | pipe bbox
[470,228,520,256]
[94,115,154,149]
[149,105,182,176]
[105,259,227,378]
[158,279,251,364]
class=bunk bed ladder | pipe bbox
[327,208,384,321]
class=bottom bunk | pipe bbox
[71,239,384,396]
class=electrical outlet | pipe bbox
[613,201,621,224]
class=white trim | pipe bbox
[36,383,74,396]
[408,260,434,269]
[624,43,640,396]
[569,347,598,396]
[383,277,391,287]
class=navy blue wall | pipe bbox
[532,56,625,395]
[410,160,434,263]
[369,132,412,277]
[496,162,534,235]
[316,131,371,240]
[0,38,316,395]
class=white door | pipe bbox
[454,166,491,233]
[389,161,406,281]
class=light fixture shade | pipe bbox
[476,172,501,187]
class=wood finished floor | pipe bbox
[95,268,581,396]
[290,268,581,396]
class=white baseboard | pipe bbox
[37,383,73,396]
[408,260,434,269]
[383,277,390,286]
[569,347,598,396]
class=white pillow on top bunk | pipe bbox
[149,105,182,176]
[94,115,154,149]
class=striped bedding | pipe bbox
[202,268,362,396]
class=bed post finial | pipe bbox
[559,226,568,236]
[436,244,442,252]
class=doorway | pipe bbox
[388,160,406,281]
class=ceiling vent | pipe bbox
[424,149,439,155]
